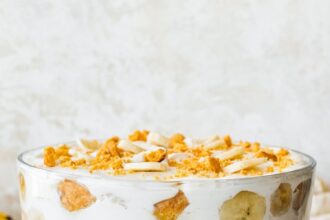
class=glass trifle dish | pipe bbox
[17,130,316,220]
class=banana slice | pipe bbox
[204,135,232,149]
[123,162,167,172]
[293,179,312,212]
[314,177,329,194]
[220,191,266,220]
[130,148,166,163]
[131,151,146,163]
[311,192,330,216]
[77,138,101,150]
[133,141,161,151]
[147,132,169,147]
[117,140,144,153]
[203,135,223,149]
[204,135,220,143]
[213,147,244,160]
[224,158,267,174]
[168,153,192,162]
[271,183,292,216]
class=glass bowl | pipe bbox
[17,145,316,220]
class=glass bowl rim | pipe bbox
[17,143,316,185]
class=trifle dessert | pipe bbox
[17,130,315,220]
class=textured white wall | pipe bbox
[1,0,330,218]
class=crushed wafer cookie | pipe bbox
[153,190,189,220]
[144,149,167,162]
[42,131,296,179]
[168,133,185,148]
[128,130,149,142]
[256,148,278,161]
[58,179,96,212]
[44,147,56,167]
[223,135,232,147]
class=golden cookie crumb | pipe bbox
[42,131,294,179]
[128,130,149,142]
[44,147,56,167]
[240,168,263,176]
[58,179,96,212]
[168,143,188,154]
[223,135,232,147]
[267,166,275,173]
[277,148,289,157]
[145,149,166,162]
[153,190,189,220]
[205,157,222,173]
[168,133,185,148]
[55,145,71,158]
[256,148,277,161]
[249,142,261,152]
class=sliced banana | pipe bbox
[220,191,266,220]
[184,137,204,148]
[168,153,192,162]
[77,138,101,150]
[133,141,161,151]
[204,139,227,149]
[271,183,292,216]
[314,177,329,194]
[204,135,220,143]
[147,132,169,147]
[131,151,146,163]
[293,179,312,212]
[204,135,232,149]
[213,147,244,160]
[203,135,223,149]
[117,140,144,153]
[69,148,92,160]
[311,192,330,216]
[224,158,267,174]
[123,162,167,172]
[130,148,167,163]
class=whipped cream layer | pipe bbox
[18,131,315,220]
[22,147,308,181]
[28,131,309,180]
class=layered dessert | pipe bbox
[18,130,315,220]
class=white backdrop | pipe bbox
[1,0,330,218]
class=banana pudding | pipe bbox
[17,130,315,220]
